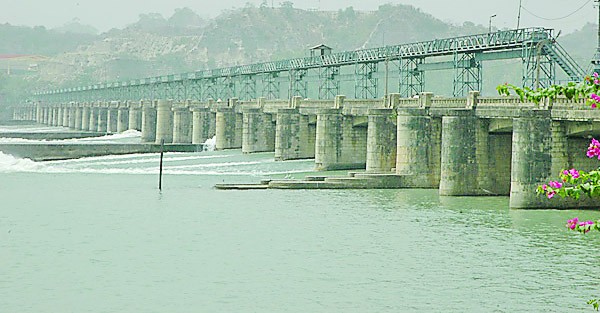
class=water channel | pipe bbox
[1,127,599,312]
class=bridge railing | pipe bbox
[431,98,467,108]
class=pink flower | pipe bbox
[594,72,599,78]
[593,103,598,109]
[587,138,600,159]
[564,168,580,179]
[567,217,579,230]
[547,191,556,199]
[568,168,580,179]
[548,181,563,189]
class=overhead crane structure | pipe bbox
[36,27,585,104]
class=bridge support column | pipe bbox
[43,106,50,125]
[68,105,77,129]
[97,104,108,133]
[81,104,90,131]
[117,102,129,133]
[509,110,553,208]
[128,101,142,131]
[74,104,83,130]
[106,102,118,133]
[315,108,367,171]
[439,110,491,195]
[142,101,156,142]
[242,108,275,153]
[61,104,69,127]
[191,107,212,144]
[155,99,174,144]
[36,103,42,124]
[395,107,442,188]
[366,108,397,172]
[172,104,192,144]
[141,101,157,143]
[28,106,35,121]
[275,108,313,160]
[88,104,98,132]
[215,106,242,150]
[50,106,58,126]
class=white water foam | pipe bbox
[0,126,71,133]
[0,130,143,144]
[0,152,47,172]
[74,130,141,142]
[0,146,314,176]
[203,136,216,151]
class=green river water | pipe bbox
[1,128,600,312]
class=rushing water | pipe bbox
[1,128,600,312]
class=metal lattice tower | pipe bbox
[354,62,378,99]
[399,58,424,98]
[239,75,256,100]
[318,66,340,99]
[289,69,307,99]
[262,72,280,99]
[522,40,556,89]
[453,53,481,97]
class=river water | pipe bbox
[1,127,600,312]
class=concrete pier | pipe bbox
[106,102,118,133]
[242,108,275,153]
[215,105,242,150]
[68,104,77,129]
[74,104,83,130]
[141,100,157,143]
[439,110,482,196]
[62,104,69,127]
[97,104,108,133]
[509,110,554,208]
[155,99,173,144]
[172,103,193,144]
[275,108,314,160]
[191,106,212,144]
[366,108,396,172]
[315,107,367,171]
[81,104,90,131]
[88,105,98,132]
[395,107,441,188]
[53,106,60,126]
[117,102,129,133]
[128,101,142,131]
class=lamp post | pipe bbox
[489,14,497,33]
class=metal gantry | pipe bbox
[34,28,587,104]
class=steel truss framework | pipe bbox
[319,66,340,99]
[36,28,586,104]
[453,53,481,97]
[355,62,378,99]
[262,72,280,99]
[399,58,424,98]
[289,69,308,99]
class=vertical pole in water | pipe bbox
[159,139,164,190]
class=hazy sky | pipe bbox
[0,0,596,34]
